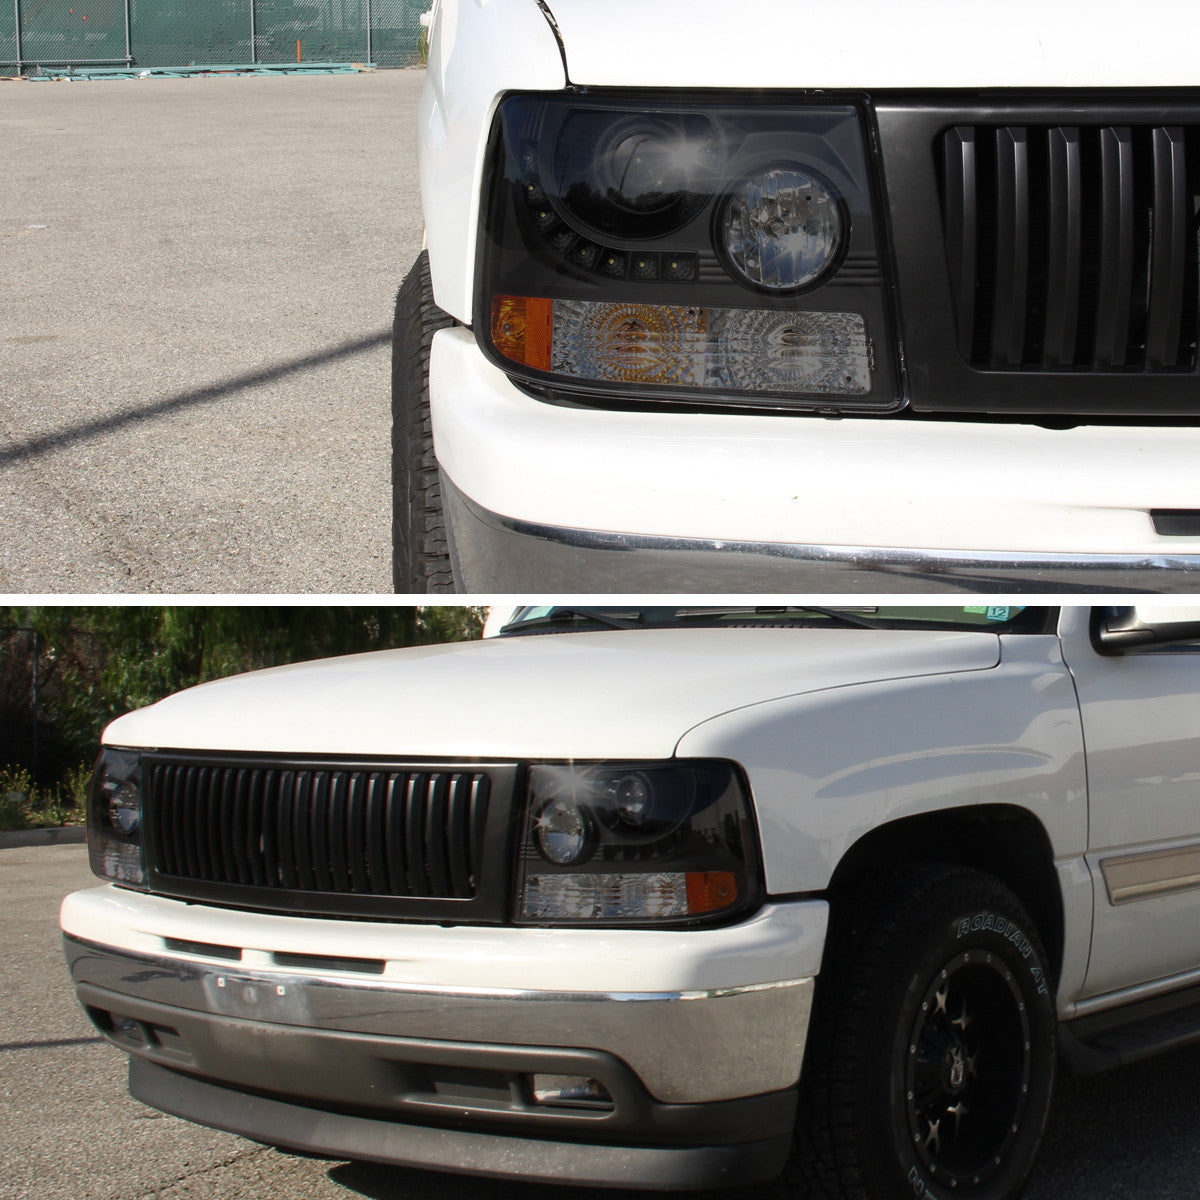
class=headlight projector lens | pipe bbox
[597,118,718,214]
[720,166,845,292]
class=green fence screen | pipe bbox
[3,0,426,71]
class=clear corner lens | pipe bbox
[719,166,845,292]
[553,110,720,240]
[498,296,872,398]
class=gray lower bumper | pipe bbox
[67,936,800,1188]
[130,1058,792,1190]
[443,476,1200,593]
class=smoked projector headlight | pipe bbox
[478,94,899,412]
[515,761,761,927]
[87,748,147,887]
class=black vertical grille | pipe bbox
[940,124,1200,372]
[144,755,502,916]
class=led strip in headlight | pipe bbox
[478,94,899,412]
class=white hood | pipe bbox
[103,628,999,761]
[542,0,1191,90]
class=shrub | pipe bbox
[0,763,88,831]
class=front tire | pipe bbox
[391,251,456,593]
[791,865,1056,1200]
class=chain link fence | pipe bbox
[2,0,426,73]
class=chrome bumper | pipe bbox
[444,475,1200,593]
[66,936,809,1104]
[67,934,806,1186]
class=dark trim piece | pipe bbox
[1153,510,1200,537]
[129,1059,792,1191]
[1060,981,1200,1075]
[443,475,1200,594]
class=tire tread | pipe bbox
[391,250,456,593]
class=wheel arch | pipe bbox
[827,804,1065,986]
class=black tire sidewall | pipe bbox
[391,251,455,593]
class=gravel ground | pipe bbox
[0,70,425,594]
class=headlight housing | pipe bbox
[478,93,900,413]
[87,749,147,888]
[515,761,761,927]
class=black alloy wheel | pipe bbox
[904,948,1033,1190]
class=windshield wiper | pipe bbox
[499,608,645,635]
[673,606,889,631]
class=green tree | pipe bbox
[0,605,485,786]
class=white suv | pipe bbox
[393,0,1200,592]
[63,605,1200,1200]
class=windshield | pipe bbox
[497,606,1053,636]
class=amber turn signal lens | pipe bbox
[491,295,552,371]
[686,871,738,914]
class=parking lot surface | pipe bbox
[0,70,425,594]
[6,842,1200,1200]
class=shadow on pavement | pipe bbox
[0,329,391,470]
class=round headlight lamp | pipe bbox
[534,798,595,866]
[107,780,140,837]
[719,165,845,293]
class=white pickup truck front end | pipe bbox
[394,0,1200,592]
[61,606,1200,1200]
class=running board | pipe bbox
[1060,982,1200,1075]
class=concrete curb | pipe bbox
[0,826,87,849]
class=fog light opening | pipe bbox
[95,1009,149,1046]
[528,1074,615,1110]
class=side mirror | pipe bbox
[1091,606,1200,654]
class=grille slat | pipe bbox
[365,773,390,896]
[346,773,370,894]
[276,770,297,889]
[182,767,201,879]
[146,758,493,908]
[246,770,267,886]
[327,773,350,892]
[1094,126,1136,368]
[425,774,451,899]
[384,774,406,896]
[291,771,314,890]
[1146,126,1188,368]
[446,774,474,899]
[470,775,489,884]
[1042,126,1082,368]
[942,127,978,361]
[991,127,1031,367]
[231,768,251,884]
[217,767,237,884]
[261,771,281,887]
[405,774,428,895]
[307,772,330,890]
[940,121,1199,375]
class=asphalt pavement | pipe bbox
[0,70,426,594]
[7,842,1200,1200]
